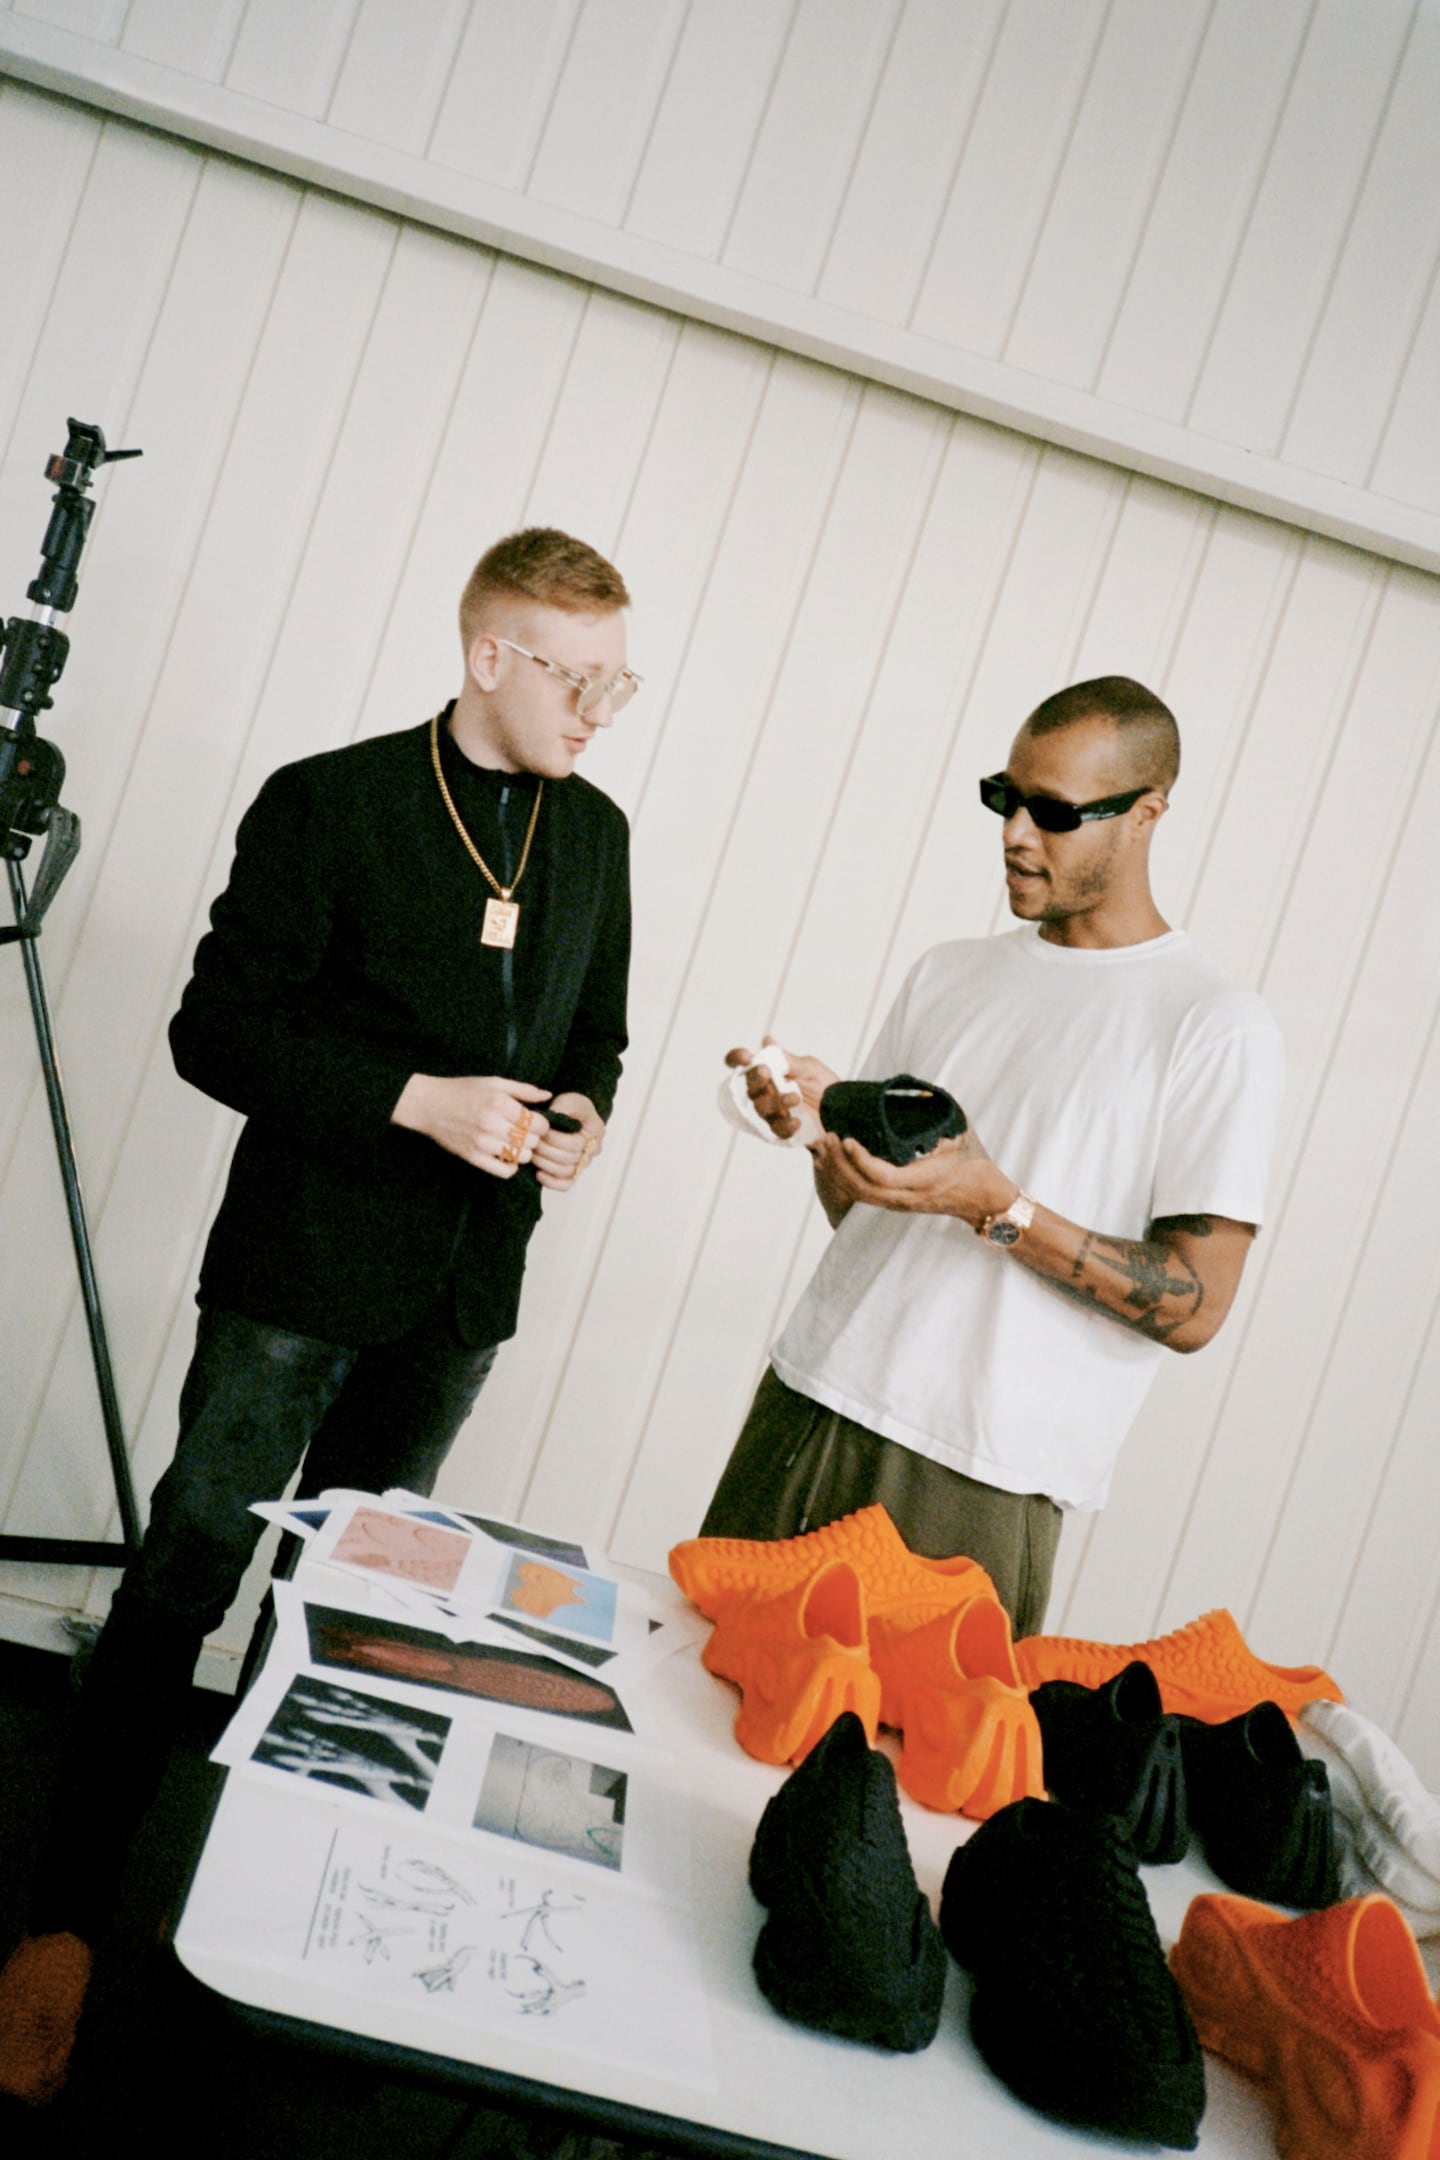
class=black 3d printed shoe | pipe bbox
[749,1710,945,2051]
[819,1074,966,1164]
[940,1798,1205,2149]
[1031,1658,1189,1864]
[1178,1699,1339,1909]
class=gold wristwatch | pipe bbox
[977,1190,1036,1248]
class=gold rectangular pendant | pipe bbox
[480,897,519,949]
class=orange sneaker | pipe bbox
[1171,1892,1440,2160]
[671,1503,994,1624]
[1015,1608,1343,1723]
[870,1597,1044,1819]
[0,1931,93,2106]
[701,1557,881,1766]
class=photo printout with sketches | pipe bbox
[179,1782,716,2093]
[249,1494,592,1563]
[300,1599,639,1731]
[296,1494,655,1659]
[247,1673,451,1814]
[249,1491,706,1680]
[213,1581,687,1903]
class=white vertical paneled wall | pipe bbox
[3,0,1440,568]
[0,72,1436,1779]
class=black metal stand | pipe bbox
[0,856,141,1564]
[0,418,143,1572]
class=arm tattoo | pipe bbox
[1066,1227,1205,1343]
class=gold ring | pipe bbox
[498,1142,519,1165]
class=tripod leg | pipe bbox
[6,856,141,1552]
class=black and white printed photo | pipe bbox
[251,1676,451,1813]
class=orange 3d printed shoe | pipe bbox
[1015,1608,1344,1723]
[701,1557,881,1766]
[1170,1892,1440,2160]
[870,1597,1044,1819]
[670,1503,994,1624]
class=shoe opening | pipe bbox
[802,1560,866,1652]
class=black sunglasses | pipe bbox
[979,772,1147,834]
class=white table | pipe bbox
[174,1566,1283,2160]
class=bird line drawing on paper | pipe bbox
[506,1952,586,2018]
[349,1914,409,1965]
[358,1883,455,1917]
[495,1883,588,2017]
[414,1944,476,1994]
[396,1857,476,1904]
[502,1884,584,1959]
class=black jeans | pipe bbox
[31,1302,497,1938]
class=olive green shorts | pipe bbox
[698,1365,1063,1639]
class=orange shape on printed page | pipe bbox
[509,1560,586,1618]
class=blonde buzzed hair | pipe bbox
[460,527,630,647]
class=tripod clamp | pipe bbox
[0,420,140,932]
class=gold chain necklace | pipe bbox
[430,712,544,949]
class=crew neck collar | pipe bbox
[1019,924,1185,964]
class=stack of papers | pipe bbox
[195,1491,716,2092]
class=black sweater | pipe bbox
[169,716,630,1346]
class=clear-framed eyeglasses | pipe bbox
[495,637,643,716]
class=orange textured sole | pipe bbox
[671,1503,995,1624]
[1016,1608,1343,1723]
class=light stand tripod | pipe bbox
[0,418,143,1568]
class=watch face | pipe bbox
[986,1220,1022,1246]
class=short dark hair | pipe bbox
[1023,675,1180,792]
[460,528,630,646]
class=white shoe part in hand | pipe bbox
[717,1041,824,1148]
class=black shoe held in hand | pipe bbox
[819,1074,966,1164]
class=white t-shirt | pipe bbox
[771,928,1285,1511]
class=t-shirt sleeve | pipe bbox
[1150,1000,1286,1228]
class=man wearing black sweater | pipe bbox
[0,527,637,2104]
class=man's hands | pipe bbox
[724,1038,837,1141]
[725,1040,1011,1229]
[725,1040,997,1231]
[719,1034,1255,1352]
[391,1074,550,1176]
[530,1092,606,1192]
[392,1076,604,1190]
[811,1124,1014,1228]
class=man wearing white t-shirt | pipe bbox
[700,677,1284,1636]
